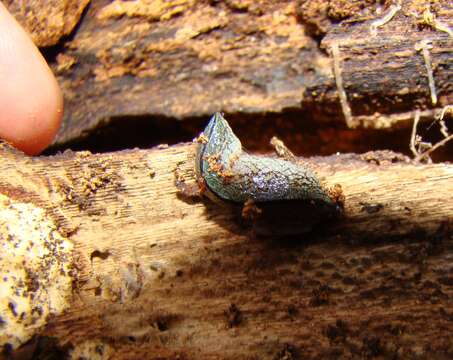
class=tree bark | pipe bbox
[4,0,90,47]
[1,143,452,359]
[7,0,450,147]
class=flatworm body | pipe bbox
[196,113,335,207]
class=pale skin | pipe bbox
[0,3,63,155]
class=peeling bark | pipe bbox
[7,0,449,147]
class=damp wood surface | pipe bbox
[6,0,452,148]
[0,143,452,359]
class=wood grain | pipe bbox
[0,143,452,358]
[9,0,447,146]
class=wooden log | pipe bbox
[7,0,448,146]
[315,9,453,129]
[0,143,452,358]
[4,0,90,47]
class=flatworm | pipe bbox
[196,112,336,207]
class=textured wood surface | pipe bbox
[7,0,451,147]
[1,0,452,357]
[5,0,90,46]
[0,143,452,358]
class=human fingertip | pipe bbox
[0,3,64,155]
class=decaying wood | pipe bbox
[1,143,452,359]
[5,0,90,47]
[8,0,450,147]
[317,5,452,129]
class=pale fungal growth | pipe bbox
[414,40,437,106]
[410,105,453,162]
[419,6,453,37]
[369,2,401,36]
[410,109,423,158]
[330,43,355,128]
[195,113,337,208]
[438,105,452,138]
[0,194,74,350]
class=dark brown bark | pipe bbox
[9,0,450,148]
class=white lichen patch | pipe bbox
[0,194,74,350]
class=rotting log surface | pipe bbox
[1,143,452,359]
[8,0,451,147]
[4,0,90,47]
